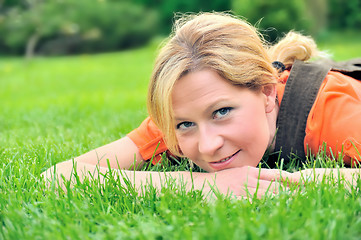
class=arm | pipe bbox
[73,136,145,169]
[42,161,289,199]
[49,116,167,172]
[289,168,361,188]
[42,135,145,181]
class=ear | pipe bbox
[261,84,277,113]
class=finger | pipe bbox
[255,188,276,199]
[260,179,290,194]
[283,171,318,185]
[241,179,288,197]
[257,168,293,181]
[241,185,276,199]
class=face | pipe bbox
[172,69,277,172]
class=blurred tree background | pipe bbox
[0,0,360,57]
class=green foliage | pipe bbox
[0,0,159,55]
[317,30,361,60]
[232,0,361,41]
[1,0,361,56]
[133,0,232,33]
[0,0,232,56]
[232,0,311,42]
[328,0,361,29]
[0,0,24,9]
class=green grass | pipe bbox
[1,33,361,239]
[317,30,361,60]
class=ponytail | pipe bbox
[268,31,320,69]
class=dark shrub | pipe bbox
[0,0,159,56]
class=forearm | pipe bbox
[42,159,213,194]
[291,168,361,186]
[42,161,286,199]
[74,136,145,169]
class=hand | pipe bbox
[198,166,291,199]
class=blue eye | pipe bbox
[176,121,195,130]
[213,107,232,119]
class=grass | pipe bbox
[317,30,361,60]
[1,32,361,239]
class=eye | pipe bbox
[213,107,232,119]
[176,121,195,130]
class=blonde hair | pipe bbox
[147,12,320,156]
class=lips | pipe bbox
[209,149,241,170]
[217,150,241,163]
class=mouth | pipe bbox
[209,149,241,170]
[217,155,233,163]
[216,150,241,163]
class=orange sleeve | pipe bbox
[305,71,361,165]
[127,117,168,164]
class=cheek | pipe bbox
[246,110,270,152]
[176,134,197,159]
[231,107,269,146]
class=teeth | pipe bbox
[219,157,230,163]
[215,150,241,164]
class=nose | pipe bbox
[198,125,223,158]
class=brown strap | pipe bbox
[316,58,361,80]
[272,60,331,163]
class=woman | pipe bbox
[43,12,361,198]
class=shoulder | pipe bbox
[276,68,361,105]
[306,70,361,164]
[321,71,361,98]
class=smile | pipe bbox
[216,150,241,163]
[208,149,241,171]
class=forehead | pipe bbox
[172,70,244,113]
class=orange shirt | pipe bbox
[128,71,361,165]
[127,117,168,164]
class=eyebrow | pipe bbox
[174,116,188,122]
[174,97,231,122]
[205,100,227,114]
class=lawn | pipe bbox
[1,33,361,239]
